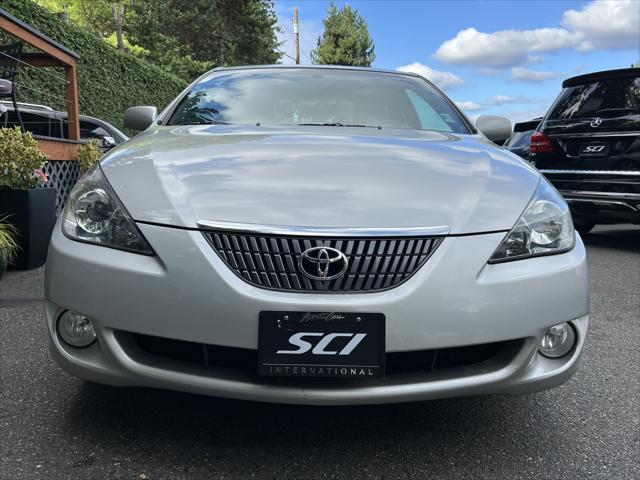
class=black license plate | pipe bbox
[580,140,609,156]
[258,312,385,378]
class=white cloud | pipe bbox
[490,94,550,106]
[455,101,483,112]
[396,62,465,90]
[562,0,640,50]
[511,67,559,83]
[490,95,514,105]
[433,0,640,69]
[434,27,582,68]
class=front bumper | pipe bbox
[539,169,640,224]
[45,221,589,405]
[562,191,640,223]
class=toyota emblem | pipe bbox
[299,246,348,281]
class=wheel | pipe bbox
[574,219,596,235]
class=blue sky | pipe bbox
[275,0,640,122]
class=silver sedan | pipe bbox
[45,66,588,405]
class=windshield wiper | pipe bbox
[296,122,379,128]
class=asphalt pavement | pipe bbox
[1,225,638,480]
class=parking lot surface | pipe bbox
[1,225,638,480]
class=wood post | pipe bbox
[1,11,80,141]
[64,64,80,140]
[294,8,300,65]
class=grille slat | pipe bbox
[203,230,443,293]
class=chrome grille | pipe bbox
[203,230,443,293]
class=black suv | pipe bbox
[531,68,639,233]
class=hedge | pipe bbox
[1,0,187,132]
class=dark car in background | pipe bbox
[531,68,640,233]
[0,101,128,151]
[504,117,541,160]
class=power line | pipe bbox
[0,51,69,86]
[275,47,296,62]
[12,81,69,105]
[207,30,295,63]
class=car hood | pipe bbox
[101,125,540,234]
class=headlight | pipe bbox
[489,179,574,263]
[63,164,153,255]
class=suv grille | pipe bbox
[203,231,443,293]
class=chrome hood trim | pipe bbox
[197,220,450,237]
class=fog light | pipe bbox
[57,311,96,348]
[539,322,575,358]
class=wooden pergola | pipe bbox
[0,8,80,159]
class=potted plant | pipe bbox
[76,139,103,173]
[0,127,56,270]
[0,216,18,280]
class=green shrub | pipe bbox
[0,215,19,271]
[76,138,102,173]
[1,0,187,133]
[0,127,48,189]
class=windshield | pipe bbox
[166,69,470,133]
[547,75,640,120]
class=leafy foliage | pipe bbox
[34,0,283,82]
[1,0,187,131]
[126,0,282,80]
[104,32,148,56]
[0,127,49,189]
[76,139,102,173]
[32,0,122,36]
[122,22,215,82]
[311,2,375,67]
[0,216,19,266]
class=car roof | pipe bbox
[2,102,105,123]
[562,67,639,88]
[207,64,422,78]
[0,100,55,112]
[1,102,128,140]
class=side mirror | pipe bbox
[124,106,157,131]
[0,79,12,95]
[476,115,512,145]
[101,136,116,149]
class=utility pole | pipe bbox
[294,7,300,64]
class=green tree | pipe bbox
[34,0,282,82]
[311,2,375,67]
[33,0,132,41]
[126,0,281,80]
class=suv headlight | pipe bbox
[62,165,153,255]
[489,179,574,263]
